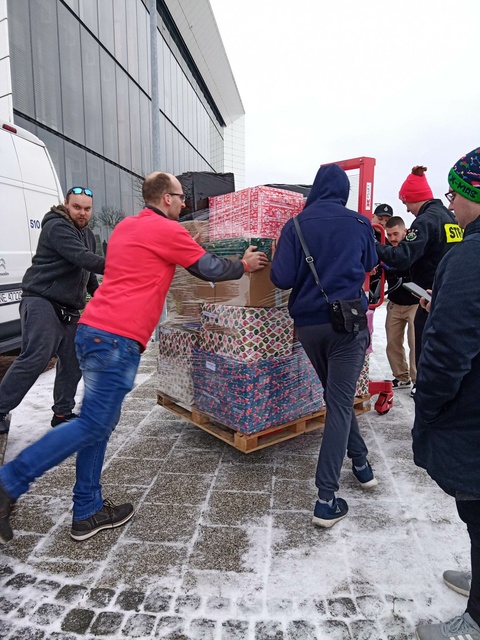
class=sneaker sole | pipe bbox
[70,508,135,541]
[358,477,378,489]
[312,513,348,528]
[443,576,470,597]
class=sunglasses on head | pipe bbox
[67,187,93,198]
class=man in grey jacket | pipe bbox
[0,187,104,441]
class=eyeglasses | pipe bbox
[168,193,185,201]
[67,187,93,198]
[445,191,457,203]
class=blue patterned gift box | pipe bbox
[292,341,325,414]
[193,347,325,434]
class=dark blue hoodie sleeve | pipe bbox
[270,220,298,289]
[362,223,378,272]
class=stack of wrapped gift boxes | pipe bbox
[158,186,371,434]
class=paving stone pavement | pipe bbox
[0,330,470,639]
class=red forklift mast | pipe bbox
[325,157,393,415]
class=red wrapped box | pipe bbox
[209,186,304,240]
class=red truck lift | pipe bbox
[327,157,394,415]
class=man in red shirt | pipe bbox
[0,172,268,544]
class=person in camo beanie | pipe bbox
[448,147,480,203]
[413,146,480,640]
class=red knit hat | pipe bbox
[398,166,434,203]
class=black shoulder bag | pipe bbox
[293,216,367,335]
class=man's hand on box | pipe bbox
[242,246,269,272]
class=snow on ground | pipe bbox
[0,304,471,639]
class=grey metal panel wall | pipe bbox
[7,0,229,227]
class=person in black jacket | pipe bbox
[376,166,462,396]
[368,203,393,304]
[0,187,105,436]
[413,149,480,639]
[383,216,418,390]
[271,163,378,529]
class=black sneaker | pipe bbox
[51,412,78,428]
[312,497,348,528]
[70,499,135,541]
[410,384,416,398]
[0,479,14,544]
[391,378,412,390]
[0,413,11,434]
[352,461,378,489]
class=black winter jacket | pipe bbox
[412,216,480,497]
[22,206,105,310]
[376,199,461,290]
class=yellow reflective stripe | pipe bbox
[445,223,463,242]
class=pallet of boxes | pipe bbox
[157,186,371,453]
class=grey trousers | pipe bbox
[296,323,370,501]
[0,297,81,417]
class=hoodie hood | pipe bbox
[42,205,79,229]
[304,164,350,208]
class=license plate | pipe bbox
[0,290,22,305]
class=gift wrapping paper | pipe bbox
[199,304,293,361]
[158,359,194,409]
[293,341,369,400]
[355,354,370,396]
[209,186,304,240]
[201,237,275,261]
[158,323,200,366]
[193,347,320,434]
[366,309,374,355]
[157,324,201,409]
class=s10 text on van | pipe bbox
[0,120,63,353]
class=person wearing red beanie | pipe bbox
[376,165,462,395]
[399,166,434,210]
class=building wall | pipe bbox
[5,0,244,226]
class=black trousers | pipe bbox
[0,297,81,416]
[414,305,429,368]
[456,499,480,626]
[296,324,370,501]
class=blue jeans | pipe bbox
[296,324,370,501]
[0,325,141,520]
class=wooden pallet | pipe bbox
[157,393,371,453]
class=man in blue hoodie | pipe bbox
[271,163,378,528]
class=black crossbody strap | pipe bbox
[293,216,329,304]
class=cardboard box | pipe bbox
[180,220,209,242]
[194,264,289,308]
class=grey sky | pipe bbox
[209,0,480,225]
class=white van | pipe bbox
[0,120,63,353]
